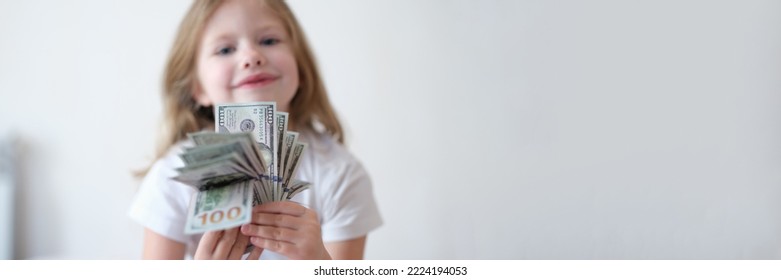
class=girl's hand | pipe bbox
[240,202,331,260]
[194,227,263,260]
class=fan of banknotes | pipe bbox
[173,102,309,234]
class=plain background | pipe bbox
[0,0,780,259]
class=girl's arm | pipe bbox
[325,236,367,260]
[142,228,186,259]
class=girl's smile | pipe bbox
[233,73,280,90]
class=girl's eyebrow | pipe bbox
[254,24,285,34]
[207,34,234,44]
[205,24,284,43]
[204,23,287,47]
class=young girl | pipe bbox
[128,0,382,260]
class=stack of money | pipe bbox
[173,102,309,234]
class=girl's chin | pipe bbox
[227,91,292,110]
[230,92,278,103]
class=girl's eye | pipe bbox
[216,46,235,55]
[260,38,280,46]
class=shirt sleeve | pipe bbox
[127,153,194,243]
[319,160,383,243]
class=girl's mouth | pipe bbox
[234,73,278,89]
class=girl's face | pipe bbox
[194,0,299,112]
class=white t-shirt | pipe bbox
[128,129,383,259]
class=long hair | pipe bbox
[141,0,343,177]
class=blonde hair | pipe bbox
[143,0,343,176]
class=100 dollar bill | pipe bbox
[184,181,252,234]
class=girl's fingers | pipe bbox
[241,224,299,243]
[246,246,264,260]
[249,212,302,229]
[250,203,319,231]
[194,230,223,260]
[227,233,250,260]
[243,202,326,260]
[212,227,239,259]
[252,201,307,216]
[249,236,295,257]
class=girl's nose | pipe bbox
[243,59,262,69]
[242,48,266,69]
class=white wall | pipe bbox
[0,0,779,259]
